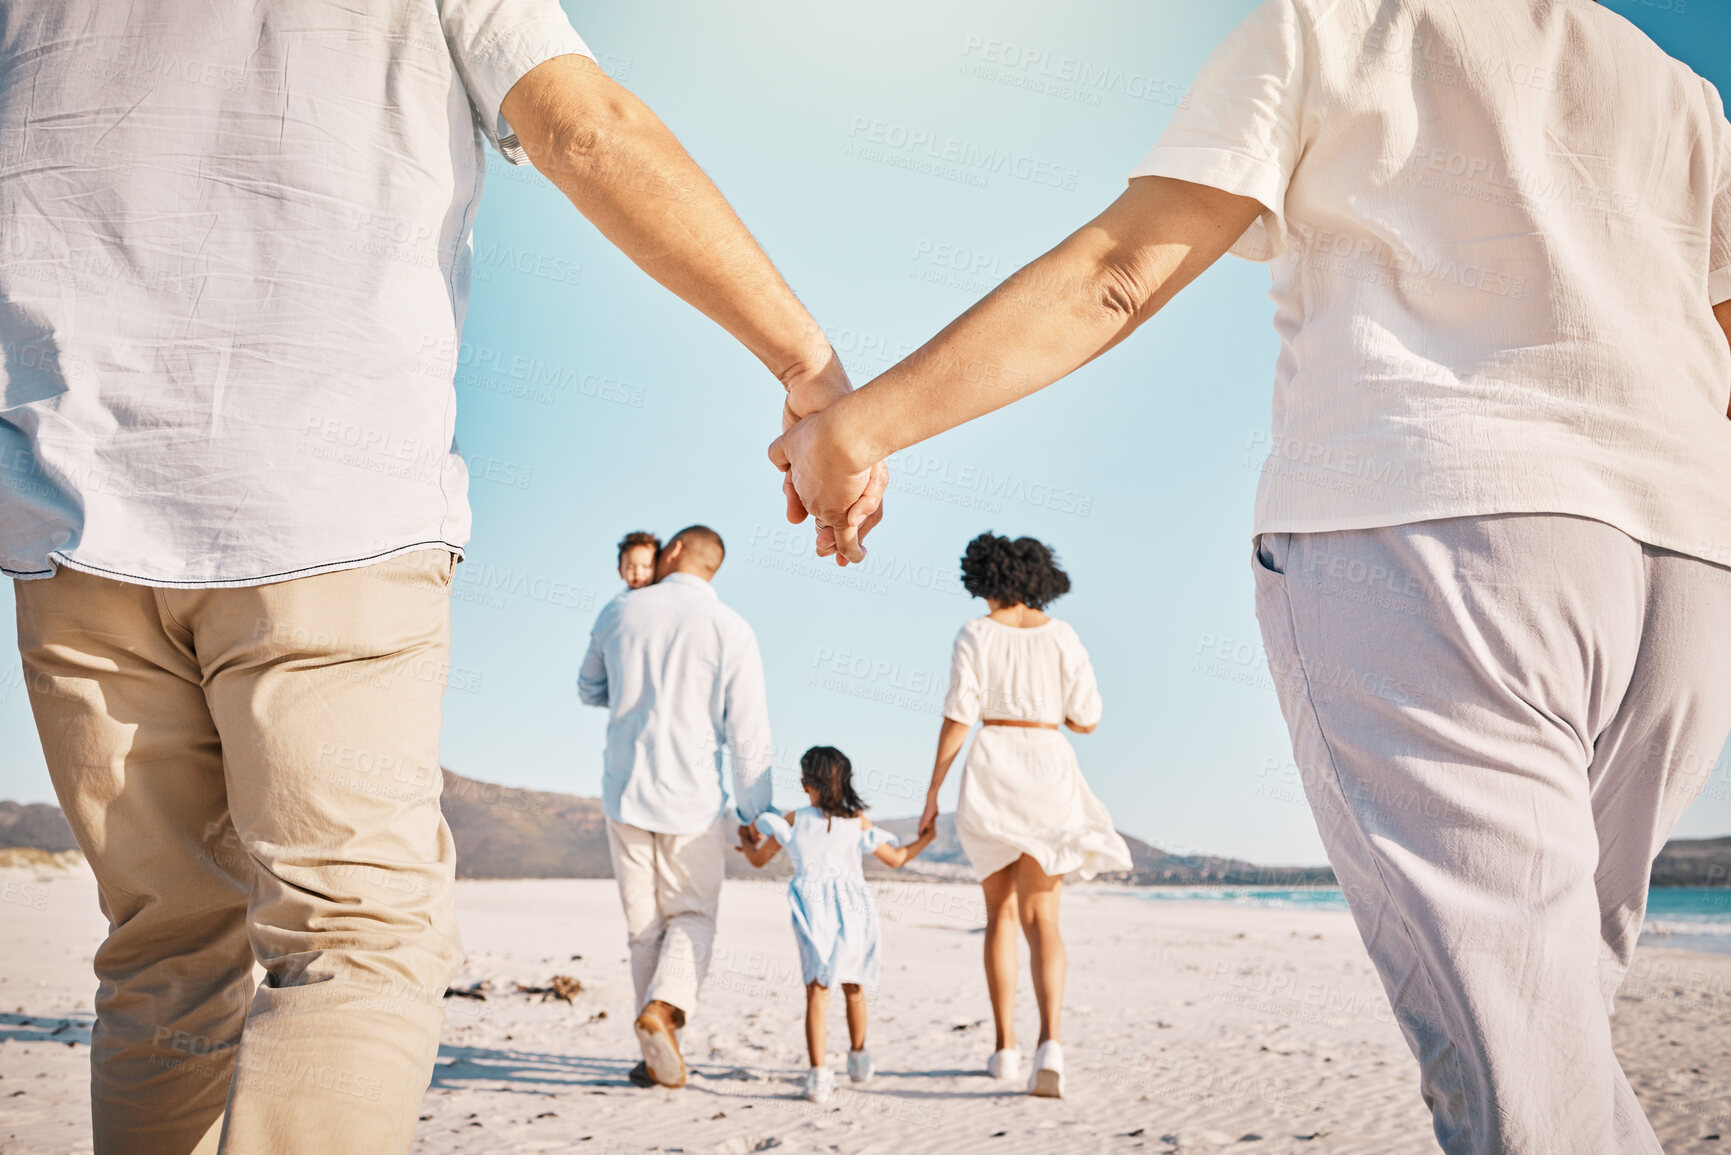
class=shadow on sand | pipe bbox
[0,1012,92,1048]
[430,1044,1015,1105]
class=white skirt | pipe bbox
[955,727,1133,880]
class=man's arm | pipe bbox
[770,176,1264,526]
[1716,300,1731,418]
[576,621,609,707]
[721,628,775,824]
[500,55,885,562]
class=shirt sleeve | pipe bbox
[440,0,596,165]
[723,623,775,824]
[575,601,614,707]
[1060,628,1103,730]
[1127,0,1306,262]
[863,826,900,853]
[941,626,982,727]
[1707,79,1731,306]
[754,811,794,846]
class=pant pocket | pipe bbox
[1253,532,1290,577]
[1251,534,1307,718]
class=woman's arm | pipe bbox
[770,176,1263,528]
[1064,719,1098,734]
[873,827,938,869]
[919,717,972,836]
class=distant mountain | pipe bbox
[440,769,791,880]
[0,801,76,853]
[1651,837,1731,887]
[440,770,612,879]
[6,775,1729,889]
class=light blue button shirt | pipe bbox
[578,573,774,834]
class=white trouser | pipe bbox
[1253,514,1731,1155]
[605,816,726,1020]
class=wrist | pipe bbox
[818,389,886,476]
[773,331,845,394]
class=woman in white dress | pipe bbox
[919,533,1132,1099]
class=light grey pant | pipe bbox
[1253,514,1731,1155]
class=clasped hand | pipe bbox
[773,359,886,566]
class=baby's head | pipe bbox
[800,746,868,819]
[617,530,661,589]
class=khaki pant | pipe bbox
[605,816,726,1020]
[1254,515,1731,1155]
[14,551,465,1155]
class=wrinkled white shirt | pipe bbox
[0,0,590,585]
[1133,0,1731,564]
[579,574,775,834]
[942,617,1101,728]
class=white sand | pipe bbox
[2,864,1728,1154]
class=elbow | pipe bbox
[530,87,656,193]
[1087,257,1154,328]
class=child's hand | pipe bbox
[918,795,940,839]
[735,826,780,868]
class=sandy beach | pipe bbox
[3,861,1728,1154]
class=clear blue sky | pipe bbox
[2,0,1728,865]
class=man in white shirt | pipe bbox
[773,1,1731,1149]
[0,4,881,1152]
[578,525,772,1088]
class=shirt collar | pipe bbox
[659,572,716,595]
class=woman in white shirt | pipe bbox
[778,2,1731,1149]
[920,532,1131,1099]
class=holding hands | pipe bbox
[770,177,1265,562]
[777,355,888,566]
[918,792,941,842]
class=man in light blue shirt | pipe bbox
[578,524,772,1088]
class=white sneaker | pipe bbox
[1028,1040,1064,1098]
[801,1066,836,1103]
[847,1048,875,1084]
[986,1048,1022,1081]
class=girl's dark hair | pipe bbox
[959,532,1071,610]
[800,746,868,820]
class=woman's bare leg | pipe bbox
[981,863,1020,1052]
[1015,855,1065,1045]
[805,982,829,1066]
[841,983,867,1050]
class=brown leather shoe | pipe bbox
[633,1001,686,1089]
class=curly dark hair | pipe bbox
[959,532,1071,610]
[800,746,868,821]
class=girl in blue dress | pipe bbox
[738,746,936,1103]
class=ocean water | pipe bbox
[1132,886,1731,955]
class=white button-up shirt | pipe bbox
[579,573,775,834]
[0,0,590,586]
[1133,0,1731,566]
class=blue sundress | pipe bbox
[754,807,900,988]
